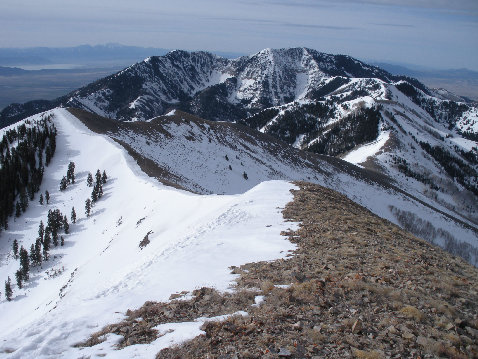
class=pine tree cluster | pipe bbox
[60,162,76,191]
[85,169,107,217]
[0,115,57,232]
[90,169,107,203]
[2,162,107,300]
[5,207,72,298]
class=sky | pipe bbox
[0,0,477,70]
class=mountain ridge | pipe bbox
[0,106,477,358]
[1,48,477,234]
[66,107,478,265]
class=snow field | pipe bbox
[0,108,297,358]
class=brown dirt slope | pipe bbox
[78,182,478,358]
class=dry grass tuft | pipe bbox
[353,349,383,359]
[260,280,275,294]
[399,305,425,322]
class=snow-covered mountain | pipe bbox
[0,108,477,358]
[69,107,478,264]
[1,48,476,228]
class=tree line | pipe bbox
[0,115,57,233]
[3,162,108,301]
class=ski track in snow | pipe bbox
[0,109,298,358]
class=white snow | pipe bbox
[295,72,309,99]
[253,295,265,307]
[343,131,390,165]
[113,115,322,195]
[0,109,297,358]
[449,136,477,152]
[129,96,142,109]
[69,311,248,359]
[456,107,478,134]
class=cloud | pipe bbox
[205,16,356,31]
[253,0,478,15]
[283,23,356,30]
[371,23,414,28]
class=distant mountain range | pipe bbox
[0,44,245,68]
[371,62,478,81]
[0,44,170,67]
[371,62,478,101]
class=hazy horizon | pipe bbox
[1,43,477,73]
[1,0,477,71]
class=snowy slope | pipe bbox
[69,109,478,265]
[1,49,475,226]
[340,83,478,226]
[0,109,297,358]
[0,107,477,358]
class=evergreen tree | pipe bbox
[15,270,22,289]
[52,232,59,247]
[60,236,64,246]
[34,239,42,266]
[85,198,91,217]
[71,207,76,224]
[38,220,44,242]
[15,202,22,218]
[5,277,12,301]
[60,176,68,191]
[43,228,51,260]
[39,193,44,205]
[243,171,248,180]
[97,183,103,198]
[45,190,50,204]
[95,169,101,184]
[29,244,36,265]
[87,173,93,187]
[12,239,18,258]
[63,215,69,234]
[19,246,29,280]
[91,186,98,202]
[27,183,35,201]
[19,188,28,212]
[67,162,75,184]
[102,170,107,184]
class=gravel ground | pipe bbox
[79,181,478,359]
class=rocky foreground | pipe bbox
[79,182,478,358]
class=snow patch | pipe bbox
[343,131,390,165]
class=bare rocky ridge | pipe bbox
[78,182,478,358]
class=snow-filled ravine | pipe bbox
[0,108,297,358]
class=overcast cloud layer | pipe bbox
[0,0,477,69]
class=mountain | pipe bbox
[2,48,476,238]
[69,107,478,264]
[0,108,477,358]
[0,66,28,76]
